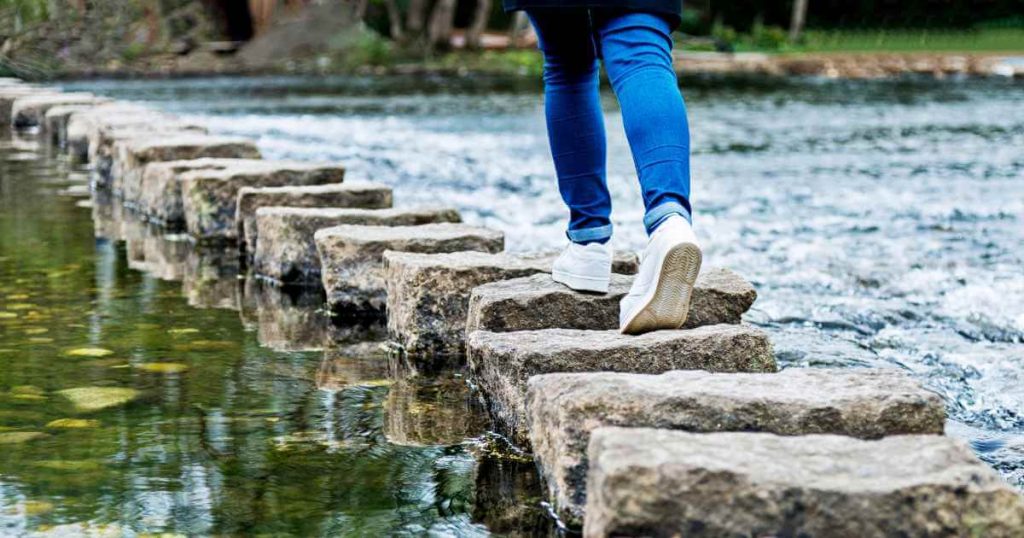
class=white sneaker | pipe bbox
[551,242,612,294]
[619,215,702,334]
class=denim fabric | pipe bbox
[529,9,692,243]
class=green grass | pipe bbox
[798,28,1024,53]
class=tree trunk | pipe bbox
[406,0,428,39]
[465,0,490,49]
[427,0,457,51]
[383,0,404,39]
[353,0,369,21]
[506,11,533,48]
[789,0,808,43]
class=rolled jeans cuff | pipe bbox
[566,223,613,243]
[644,202,692,234]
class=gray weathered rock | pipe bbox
[136,158,260,228]
[42,104,94,146]
[112,133,260,196]
[467,267,756,337]
[585,428,1024,538]
[236,181,392,256]
[316,223,505,316]
[467,325,776,446]
[527,368,947,525]
[1,86,58,126]
[180,162,346,242]
[11,92,107,128]
[252,206,462,285]
[384,251,568,360]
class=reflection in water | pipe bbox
[0,132,551,535]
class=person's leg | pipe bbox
[595,11,692,235]
[527,9,613,245]
[596,11,702,333]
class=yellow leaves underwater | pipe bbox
[0,431,49,444]
[57,387,140,413]
[133,362,189,374]
[65,347,115,358]
[45,418,100,429]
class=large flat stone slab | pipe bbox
[136,158,263,228]
[467,325,776,447]
[315,223,505,316]
[467,267,756,337]
[42,104,95,146]
[179,162,347,242]
[585,428,1024,538]
[10,92,107,128]
[385,250,641,361]
[237,182,392,256]
[1,86,58,126]
[252,206,462,285]
[527,368,947,525]
[112,133,260,195]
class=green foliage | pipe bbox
[0,0,50,28]
[800,28,1024,52]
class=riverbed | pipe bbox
[0,74,1021,535]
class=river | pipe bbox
[0,74,1021,535]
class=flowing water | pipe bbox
[0,74,1022,535]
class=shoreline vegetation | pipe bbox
[1,0,1022,81]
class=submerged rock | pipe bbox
[584,428,1024,537]
[57,387,141,413]
[180,161,347,242]
[65,347,114,358]
[527,368,947,525]
[467,267,756,336]
[252,206,462,285]
[316,345,391,391]
[467,325,776,447]
[315,223,505,317]
[45,418,101,429]
[236,182,393,257]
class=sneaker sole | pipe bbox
[552,268,610,294]
[620,242,702,335]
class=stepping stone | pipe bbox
[467,267,756,336]
[10,92,107,128]
[467,325,776,447]
[527,368,946,525]
[316,223,505,317]
[584,428,1024,538]
[179,161,347,242]
[112,133,260,196]
[64,103,182,164]
[236,181,392,256]
[384,376,491,447]
[252,206,462,285]
[1,86,59,125]
[137,158,262,229]
[385,250,639,361]
[42,104,95,146]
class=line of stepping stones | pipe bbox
[4,78,1022,536]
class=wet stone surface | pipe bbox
[527,368,947,525]
[467,325,777,446]
[585,428,1024,538]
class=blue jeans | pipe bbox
[528,9,692,244]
